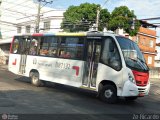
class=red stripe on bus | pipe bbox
[72,66,80,76]
[32,33,43,36]
[10,36,14,53]
[12,59,17,65]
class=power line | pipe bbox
[2,9,36,17]
[140,17,160,21]
[2,0,36,11]
[0,20,18,26]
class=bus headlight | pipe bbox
[128,73,135,84]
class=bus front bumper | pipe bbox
[121,80,150,97]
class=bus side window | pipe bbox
[48,49,57,57]
[29,38,38,55]
[48,37,58,57]
[101,37,122,71]
[12,38,19,54]
[39,37,49,56]
[58,36,84,60]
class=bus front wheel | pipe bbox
[31,72,43,87]
[99,85,117,104]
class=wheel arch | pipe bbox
[98,80,117,95]
[29,69,39,77]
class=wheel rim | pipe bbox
[104,89,113,98]
[32,75,38,84]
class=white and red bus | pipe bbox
[8,31,150,103]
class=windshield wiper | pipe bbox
[137,57,144,63]
[137,57,149,70]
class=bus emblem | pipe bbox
[33,58,37,65]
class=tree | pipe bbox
[61,3,110,32]
[108,6,140,36]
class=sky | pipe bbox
[42,0,160,41]
[49,0,160,19]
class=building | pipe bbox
[0,0,65,64]
[155,43,160,67]
[116,21,158,68]
[133,21,157,68]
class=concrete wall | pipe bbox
[149,67,160,79]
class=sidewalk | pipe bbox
[150,78,160,84]
[0,64,8,70]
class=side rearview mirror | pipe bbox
[110,59,121,71]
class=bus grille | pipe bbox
[132,70,149,86]
[138,88,146,94]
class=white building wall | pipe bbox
[154,61,160,67]
[0,0,65,43]
[155,46,160,67]
[0,0,65,64]
[0,0,36,41]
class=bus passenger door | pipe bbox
[19,37,30,74]
[83,40,101,88]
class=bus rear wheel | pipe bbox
[31,72,43,87]
[99,85,117,104]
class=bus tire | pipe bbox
[31,72,43,87]
[125,97,137,101]
[99,85,117,104]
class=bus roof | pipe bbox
[14,31,117,37]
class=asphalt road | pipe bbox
[0,66,160,120]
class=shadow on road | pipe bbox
[13,76,146,107]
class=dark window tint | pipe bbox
[12,36,31,54]
[58,37,84,60]
[39,36,58,57]
[12,36,20,54]
[29,37,39,56]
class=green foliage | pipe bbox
[108,6,140,36]
[61,3,110,32]
[61,4,140,36]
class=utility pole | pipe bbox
[95,0,109,30]
[95,7,100,31]
[35,0,53,33]
[35,0,41,33]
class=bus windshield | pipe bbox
[116,36,149,72]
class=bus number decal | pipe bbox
[55,62,70,69]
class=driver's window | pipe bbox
[100,37,122,71]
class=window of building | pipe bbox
[149,40,154,48]
[17,26,22,33]
[136,35,140,44]
[44,21,50,30]
[148,56,152,64]
[25,25,31,33]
